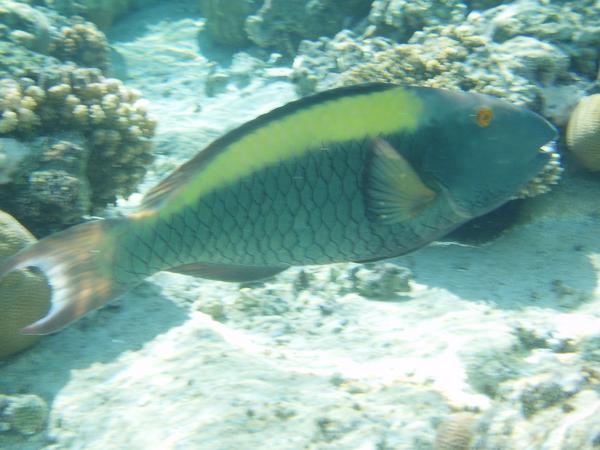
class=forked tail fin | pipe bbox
[0,218,129,335]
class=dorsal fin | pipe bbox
[141,155,207,210]
[140,83,397,211]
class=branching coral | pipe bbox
[0,0,110,72]
[0,67,155,233]
[0,3,155,234]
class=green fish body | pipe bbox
[0,84,557,334]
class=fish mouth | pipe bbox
[539,140,557,155]
[535,114,559,149]
[516,138,563,199]
[443,138,562,219]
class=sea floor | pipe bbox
[1,2,599,449]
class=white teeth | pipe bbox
[539,140,557,154]
[517,140,563,199]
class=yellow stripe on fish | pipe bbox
[144,85,424,218]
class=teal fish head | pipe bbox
[418,89,557,218]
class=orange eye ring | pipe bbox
[476,107,493,127]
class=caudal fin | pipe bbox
[0,218,127,335]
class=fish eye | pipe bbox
[476,107,494,127]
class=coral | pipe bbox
[245,0,372,54]
[199,0,260,48]
[0,210,50,359]
[519,381,570,418]
[292,31,396,95]
[293,0,598,101]
[0,61,155,232]
[0,1,110,72]
[368,0,467,42]
[0,394,48,435]
[293,26,512,100]
[334,27,569,105]
[346,262,412,299]
[0,0,52,54]
[0,1,154,233]
[480,0,600,79]
[4,133,93,233]
[494,36,570,86]
[434,412,478,450]
[35,0,162,30]
[566,94,600,171]
[51,15,110,72]
[338,34,471,92]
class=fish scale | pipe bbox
[113,137,448,288]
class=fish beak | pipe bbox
[539,140,557,155]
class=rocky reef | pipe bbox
[368,0,468,42]
[29,0,163,29]
[199,0,372,54]
[0,1,156,234]
[198,0,260,49]
[245,0,372,55]
[292,1,598,106]
[0,1,110,71]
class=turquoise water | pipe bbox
[0,1,599,449]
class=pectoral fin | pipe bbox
[167,263,288,282]
[366,138,436,225]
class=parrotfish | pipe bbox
[0,84,557,334]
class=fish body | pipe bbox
[0,84,557,334]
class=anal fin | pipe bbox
[167,263,288,283]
